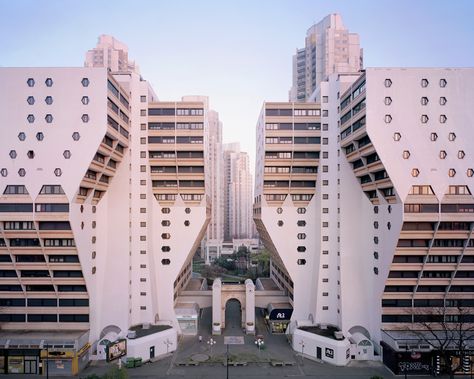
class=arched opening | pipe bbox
[99,325,121,339]
[97,325,121,360]
[224,298,242,333]
[348,325,371,339]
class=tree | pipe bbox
[200,264,227,280]
[253,250,270,277]
[407,306,474,378]
[213,256,236,271]
[235,245,250,258]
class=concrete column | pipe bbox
[212,278,222,335]
[245,279,255,335]
[205,246,210,265]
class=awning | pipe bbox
[174,303,199,319]
[267,302,293,321]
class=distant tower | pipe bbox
[223,143,253,241]
[289,13,363,101]
[202,109,224,263]
[85,34,139,73]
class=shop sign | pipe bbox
[269,308,293,321]
[398,361,430,373]
[325,348,334,359]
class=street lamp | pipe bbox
[403,345,408,379]
[44,342,49,379]
[207,337,216,357]
[163,338,172,354]
[299,340,305,361]
[255,338,264,358]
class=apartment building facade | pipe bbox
[338,69,474,373]
[0,37,211,374]
[256,67,474,369]
[0,67,132,374]
[254,102,321,322]
[202,109,224,263]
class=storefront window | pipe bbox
[8,356,24,374]
[270,321,289,334]
[178,319,197,335]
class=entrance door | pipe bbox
[316,347,322,359]
[149,346,155,360]
[224,299,242,334]
[24,359,37,374]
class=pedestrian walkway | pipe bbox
[0,308,453,379]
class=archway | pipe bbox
[348,325,371,339]
[224,298,242,333]
[97,325,121,360]
[212,278,255,335]
[99,324,121,339]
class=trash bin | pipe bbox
[133,358,143,367]
[125,358,135,369]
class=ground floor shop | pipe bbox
[382,342,474,376]
[175,303,199,335]
[0,350,40,374]
[263,302,293,334]
[0,330,90,375]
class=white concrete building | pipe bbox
[289,13,363,102]
[255,68,474,367]
[0,37,211,374]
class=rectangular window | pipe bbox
[265,108,292,116]
[107,80,119,98]
[0,203,33,212]
[176,108,204,116]
[148,108,175,116]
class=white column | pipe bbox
[212,278,222,335]
[245,279,255,335]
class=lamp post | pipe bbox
[45,343,49,379]
[299,340,305,364]
[163,338,172,354]
[254,338,264,358]
[207,337,216,357]
[226,344,229,379]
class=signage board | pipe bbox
[325,347,334,359]
[224,336,245,345]
[106,339,127,362]
[269,308,293,321]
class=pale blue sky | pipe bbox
[1,0,473,170]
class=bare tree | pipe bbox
[407,306,474,378]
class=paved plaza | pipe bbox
[1,307,447,378]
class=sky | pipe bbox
[1,0,474,172]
